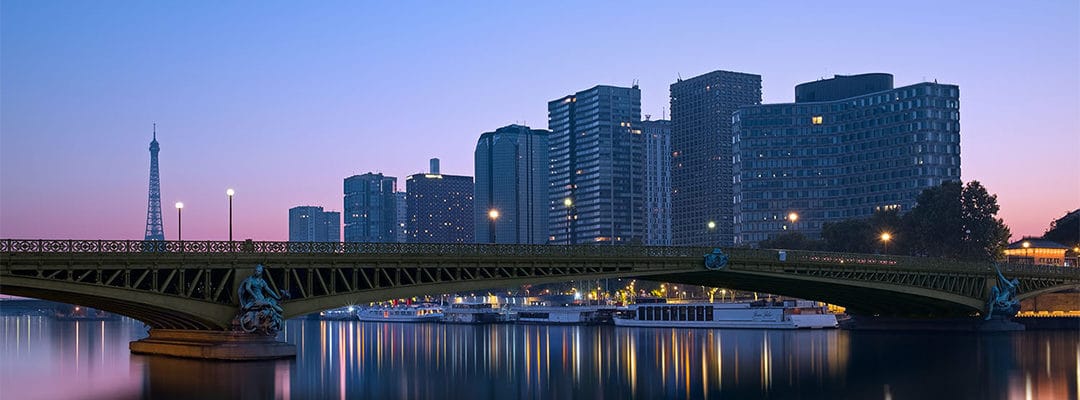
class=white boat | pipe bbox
[614,300,837,329]
[514,305,610,325]
[357,304,443,322]
[319,306,357,320]
[442,303,513,324]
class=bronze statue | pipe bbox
[985,264,1020,320]
[233,264,284,335]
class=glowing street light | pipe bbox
[563,197,574,244]
[707,221,717,230]
[175,202,184,243]
[488,209,500,244]
[880,232,892,254]
[226,188,235,242]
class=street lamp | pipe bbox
[880,232,892,254]
[175,202,184,243]
[563,197,573,244]
[788,212,799,230]
[226,189,235,242]
[707,221,717,230]
[488,209,500,244]
[1022,241,1032,263]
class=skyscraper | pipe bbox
[143,124,165,241]
[732,73,961,244]
[288,206,341,242]
[343,173,398,242]
[641,118,672,246]
[474,124,550,244]
[394,192,407,243]
[670,70,762,246]
[548,85,644,244]
[406,159,474,243]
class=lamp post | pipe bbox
[226,188,235,242]
[563,197,573,244]
[1022,241,1031,264]
[175,202,184,243]
[880,232,892,254]
[788,212,799,230]
[488,209,500,244]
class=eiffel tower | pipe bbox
[144,124,165,241]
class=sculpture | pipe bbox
[704,248,729,270]
[984,264,1020,320]
[233,264,284,335]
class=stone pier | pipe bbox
[130,329,296,360]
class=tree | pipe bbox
[820,209,903,254]
[903,181,1010,261]
[757,232,824,251]
[1043,209,1079,246]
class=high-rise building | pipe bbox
[343,173,398,242]
[641,118,672,246]
[406,159,474,243]
[143,125,165,241]
[394,192,407,243]
[548,85,644,245]
[732,73,961,244]
[474,124,550,244]
[670,70,762,246]
[288,206,341,242]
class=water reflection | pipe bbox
[0,316,1076,399]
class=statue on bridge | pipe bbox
[704,248,729,270]
[984,264,1020,320]
[233,264,284,335]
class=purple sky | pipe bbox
[2,1,1077,242]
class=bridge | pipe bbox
[2,239,1078,359]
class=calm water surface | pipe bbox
[0,316,1076,399]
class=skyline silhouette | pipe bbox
[2,1,1077,241]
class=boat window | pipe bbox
[706,306,714,321]
[637,308,645,320]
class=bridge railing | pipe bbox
[0,239,712,258]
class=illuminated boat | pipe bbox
[319,306,358,320]
[613,300,837,329]
[441,302,513,324]
[356,304,443,322]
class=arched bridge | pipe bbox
[2,239,1078,330]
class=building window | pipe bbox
[811,116,823,125]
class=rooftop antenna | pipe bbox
[152,122,157,140]
[662,107,666,120]
[632,78,639,89]
[644,114,652,121]
[677,72,683,82]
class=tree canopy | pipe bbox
[1043,209,1079,246]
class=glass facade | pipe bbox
[670,70,762,246]
[547,85,644,245]
[288,206,341,242]
[732,76,961,244]
[343,173,398,243]
[474,124,550,244]
[641,119,672,246]
[406,172,474,243]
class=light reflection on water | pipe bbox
[0,316,1076,399]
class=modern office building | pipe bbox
[670,70,762,246]
[732,73,961,244]
[474,124,550,244]
[394,192,408,243]
[548,85,644,245]
[406,159,474,243]
[641,118,672,246]
[288,206,341,242]
[343,173,398,242]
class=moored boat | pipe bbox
[614,300,837,329]
[357,304,444,322]
[442,303,513,324]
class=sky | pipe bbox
[1,1,1078,242]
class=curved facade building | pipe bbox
[732,74,961,245]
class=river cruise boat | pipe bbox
[357,304,444,322]
[442,303,514,324]
[614,300,837,329]
[514,305,612,325]
[319,306,357,320]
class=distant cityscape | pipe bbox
[144,71,964,248]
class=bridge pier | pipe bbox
[130,329,296,360]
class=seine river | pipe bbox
[0,317,1076,399]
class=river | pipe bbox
[0,317,1076,399]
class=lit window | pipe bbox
[811,116,823,125]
